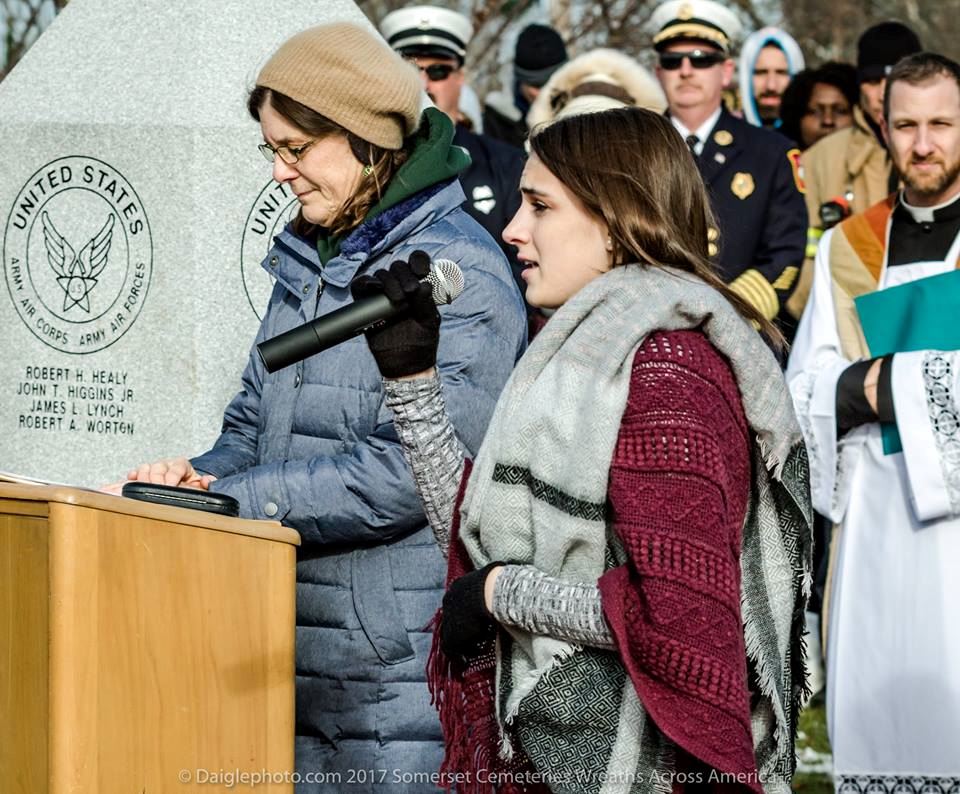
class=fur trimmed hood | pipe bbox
[526,48,667,130]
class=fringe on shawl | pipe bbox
[740,442,813,788]
[426,616,497,793]
[425,460,549,794]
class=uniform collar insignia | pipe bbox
[714,129,733,146]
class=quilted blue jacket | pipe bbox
[191,179,526,791]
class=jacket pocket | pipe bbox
[351,546,415,665]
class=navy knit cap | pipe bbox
[514,24,568,87]
[857,21,922,82]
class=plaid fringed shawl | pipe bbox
[428,265,812,794]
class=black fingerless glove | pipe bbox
[440,562,504,663]
[349,250,441,379]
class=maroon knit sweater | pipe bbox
[430,329,755,793]
[598,329,756,790]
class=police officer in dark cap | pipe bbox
[381,6,527,304]
[483,23,569,148]
[651,0,807,324]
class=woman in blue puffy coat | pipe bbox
[119,22,526,792]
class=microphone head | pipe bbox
[427,259,465,305]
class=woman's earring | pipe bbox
[605,236,614,251]
[363,165,373,177]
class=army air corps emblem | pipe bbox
[42,212,115,313]
[4,155,152,354]
[731,172,755,200]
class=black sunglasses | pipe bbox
[658,49,726,70]
[411,62,458,81]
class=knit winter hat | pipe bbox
[256,22,422,150]
[514,24,568,87]
[856,21,922,82]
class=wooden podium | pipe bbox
[0,482,300,793]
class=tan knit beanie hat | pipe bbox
[256,22,423,150]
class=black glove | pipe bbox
[440,562,504,663]
[350,251,441,379]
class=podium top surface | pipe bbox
[0,482,300,546]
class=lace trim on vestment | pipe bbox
[837,774,960,794]
[922,351,960,516]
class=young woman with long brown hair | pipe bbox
[355,106,811,793]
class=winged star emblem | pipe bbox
[41,211,115,313]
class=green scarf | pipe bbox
[315,108,470,265]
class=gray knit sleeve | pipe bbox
[491,564,616,650]
[383,374,467,556]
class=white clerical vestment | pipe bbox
[787,209,960,793]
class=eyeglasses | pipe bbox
[658,49,726,70]
[258,140,316,165]
[409,62,458,81]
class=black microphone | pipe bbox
[257,259,465,373]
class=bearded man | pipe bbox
[739,27,805,129]
[787,51,960,793]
